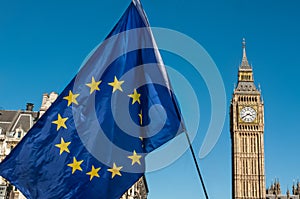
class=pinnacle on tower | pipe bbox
[240,38,252,70]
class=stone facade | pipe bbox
[230,39,266,199]
[0,92,148,199]
[266,180,300,199]
[121,176,148,199]
[0,103,39,199]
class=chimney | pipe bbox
[26,103,34,111]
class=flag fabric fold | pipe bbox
[0,1,184,198]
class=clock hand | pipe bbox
[242,113,251,119]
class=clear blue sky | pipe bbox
[1,0,300,198]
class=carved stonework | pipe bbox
[0,104,38,199]
[121,176,148,199]
[39,92,59,117]
[230,39,266,199]
[266,180,300,199]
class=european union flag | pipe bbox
[0,0,184,198]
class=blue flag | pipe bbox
[0,0,184,198]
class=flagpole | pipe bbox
[184,130,209,199]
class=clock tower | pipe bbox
[230,39,266,199]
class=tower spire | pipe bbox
[242,38,246,58]
[231,38,265,199]
[240,38,251,69]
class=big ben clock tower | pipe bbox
[230,39,266,199]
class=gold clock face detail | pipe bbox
[240,106,257,122]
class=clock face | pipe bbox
[240,107,257,122]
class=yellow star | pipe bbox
[86,165,101,181]
[86,77,101,94]
[63,90,80,106]
[107,163,122,179]
[138,110,143,125]
[128,150,142,165]
[67,157,83,174]
[52,114,68,131]
[55,137,71,155]
[108,76,124,93]
[128,89,141,104]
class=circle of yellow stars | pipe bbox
[52,75,144,181]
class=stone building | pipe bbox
[230,39,300,199]
[0,102,39,199]
[230,39,266,198]
[121,176,148,199]
[0,92,147,199]
[266,180,300,199]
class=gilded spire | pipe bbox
[240,38,251,69]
